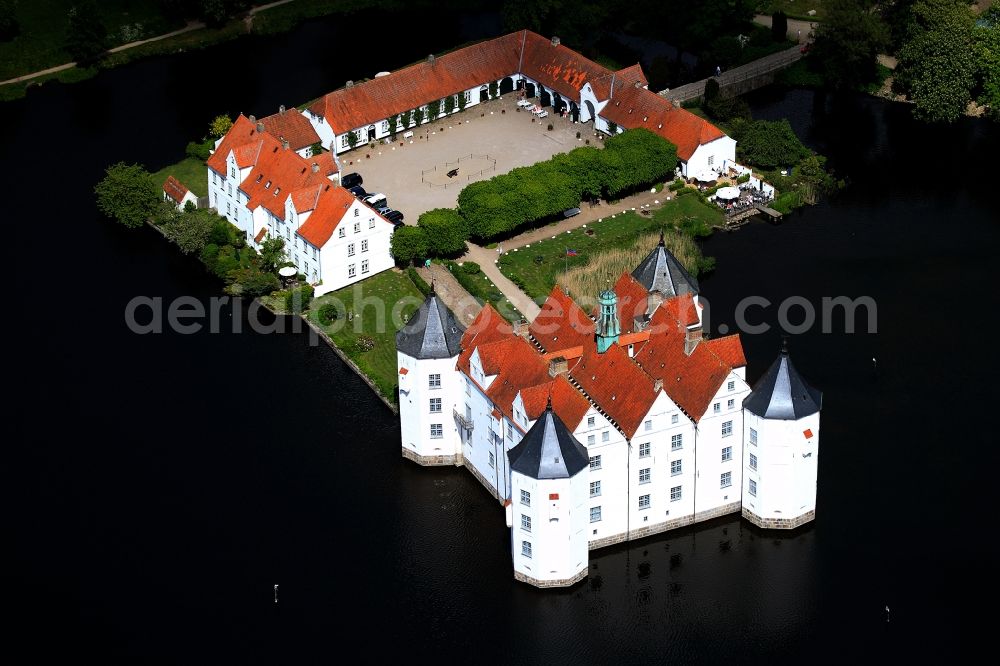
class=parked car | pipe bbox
[364,193,387,209]
[562,207,581,218]
[375,204,392,214]
[384,210,404,225]
[341,172,363,188]
[348,185,367,198]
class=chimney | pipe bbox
[551,36,560,46]
[279,104,285,115]
[427,54,435,65]
[249,114,256,124]
[311,162,319,173]
[548,356,568,378]
[282,139,290,150]
[346,80,354,88]
[684,323,703,356]
[256,121,264,133]
[646,290,663,316]
[653,378,663,393]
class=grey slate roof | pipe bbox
[395,292,464,359]
[508,402,589,480]
[743,341,822,420]
[631,232,699,297]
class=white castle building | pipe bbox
[396,237,822,588]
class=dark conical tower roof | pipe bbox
[395,289,464,359]
[743,339,822,420]
[508,399,589,480]
[631,231,699,297]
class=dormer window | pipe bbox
[643,116,647,121]
[274,187,280,196]
[354,209,359,217]
[265,181,271,189]
[255,175,262,183]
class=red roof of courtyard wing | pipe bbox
[518,374,590,432]
[529,286,595,353]
[162,175,189,202]
[258,107,322,152]
[569,340,660,438]
[296,186,392,249]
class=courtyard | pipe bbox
[339,96,603,223]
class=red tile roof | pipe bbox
[258,107,322,152]
[206,115,263,175]
[297,185,393,249]
[519,374,590,431]
[162,175,189,202]
[570,341,660,438]
[704,334,746,369]
[530,286,594,353]
[240,135,329,220]
[611,272,651,328]
[521,31,611,100]
[311,151,339,177]
[457,304,516,375]
[290,184,323,213]
[308,32,525,135]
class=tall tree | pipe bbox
[94,162,159,229]
[897,0,977,122]
[66,1,109,64]
[209,114,233,139]
[812,0,888,89]
[257,236,287,274]
[977,5,1000,120]
[417,209,469,256]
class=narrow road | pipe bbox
[1,0,296,87]
[752,13,819,43]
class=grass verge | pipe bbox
[151,156,208,198]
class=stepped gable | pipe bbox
[744,340,821,420]
[396,288,466,360]
[206,115,263,174]
[298,185,392,249]
[633,295,738,421]
[631,232,700,297]
[529,286,594,353]
[258,107,322,152]
[308,32,524,135]
[519,375,590,431]
[569,341,660,438]
[601,84,725,161]
[508,399,590,480]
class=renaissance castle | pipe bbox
[396,236,822,588]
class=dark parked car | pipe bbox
[348,185,367,198]
[563,207,581,218]
[384,210,404,224]
[341,172,363,188]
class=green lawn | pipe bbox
[0,0,184,80]
[498,195,723,301]
[307,270,424,402]
[756,0,825,22]
[152,156,208,198]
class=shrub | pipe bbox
[390,225,429,265]
[668,178,685,191]
[731,119,811,170]
[461,262,481,275]
[185,138,214,161]
[407,267,432,296]
[737,173,751,184]
[284,284,314,314]
[318,302,340,326]
[94,162,159,229]
[355,335,376,352]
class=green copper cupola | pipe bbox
[596,288,621,353]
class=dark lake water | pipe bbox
[8,12,998,662]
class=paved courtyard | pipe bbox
[340,96,602,222]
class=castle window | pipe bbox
[587,416,595,428]
[722,420,733,437]
[721,472,732,488]
[521,514,531,532]
[430,423,443,439]
[589,455,602,470]
[429,398,442,413]
[465,378,471,396]
[428,374,441,388]
[338,228,346,238]
[507,422,513,440]
[369,218,375,229]
[361,260,369,274]
[638,494,650,510]
[353,221,360,233]
[639,442,650,458]
[671,414,679,424]
[354,208,359,217]
[639,468,651,484]
[520,489,531,507]
[713,402,721,414]
[728,399,735,409]
[750,428,758,446]
[708,155,715,166]
[489,451,495,468]
[749,479,757,497]
[644,419,652,431]
[722,446,733,462]
[348,243,355,257]
[587,434,595,446]
[522,541,532,558]
[348,264,356,278]
[728,380,735,391]
[671,434,683,450]
[590,481,601,497]
[750,453,758,471]
[670,485,682,501]
[601,430,609,443]
[590,506,602,523]
[670,460,682,476]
